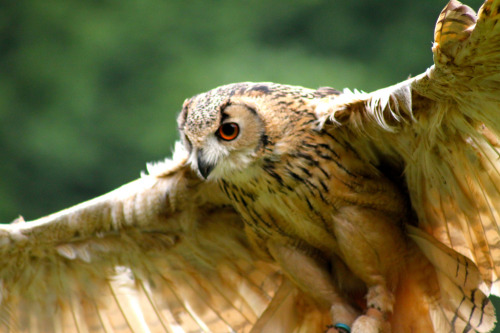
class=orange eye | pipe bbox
[218,122,239,141]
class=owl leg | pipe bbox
[267,241,360,329]
[332,206,407,333]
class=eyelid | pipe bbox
[180,133,192,152]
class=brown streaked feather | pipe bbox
[433,0,477,62]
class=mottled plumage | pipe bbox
[1,0,500,332]
[179,82,412,332]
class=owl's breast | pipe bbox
[217,168,341,257]
[216,129,407,259]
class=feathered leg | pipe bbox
[267,241,360,331]
[331,206,409,333]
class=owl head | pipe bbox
[177,82,339,180]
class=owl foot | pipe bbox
[351,308,391,333]
[347,284,393,332]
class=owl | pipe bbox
[1,0,500,332]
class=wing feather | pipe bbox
[316,0,500,331]
[0,143,293,333]
[318,0,500,288]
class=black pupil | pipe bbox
[222,123,236,137]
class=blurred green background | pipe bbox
[3,0,498,328]
[0,0,484,220]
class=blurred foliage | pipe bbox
[1,0,497,327]
[3,0,483,220]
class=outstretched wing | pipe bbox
[316,0,500,331]
[410,0,500,293]
[0,142,329,333]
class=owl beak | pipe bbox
[197,149,215,179]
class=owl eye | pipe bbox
[217,122,239,141]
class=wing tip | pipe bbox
[433,0,477,63]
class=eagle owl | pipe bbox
[178,83,411,332]
[1,1,500,333]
